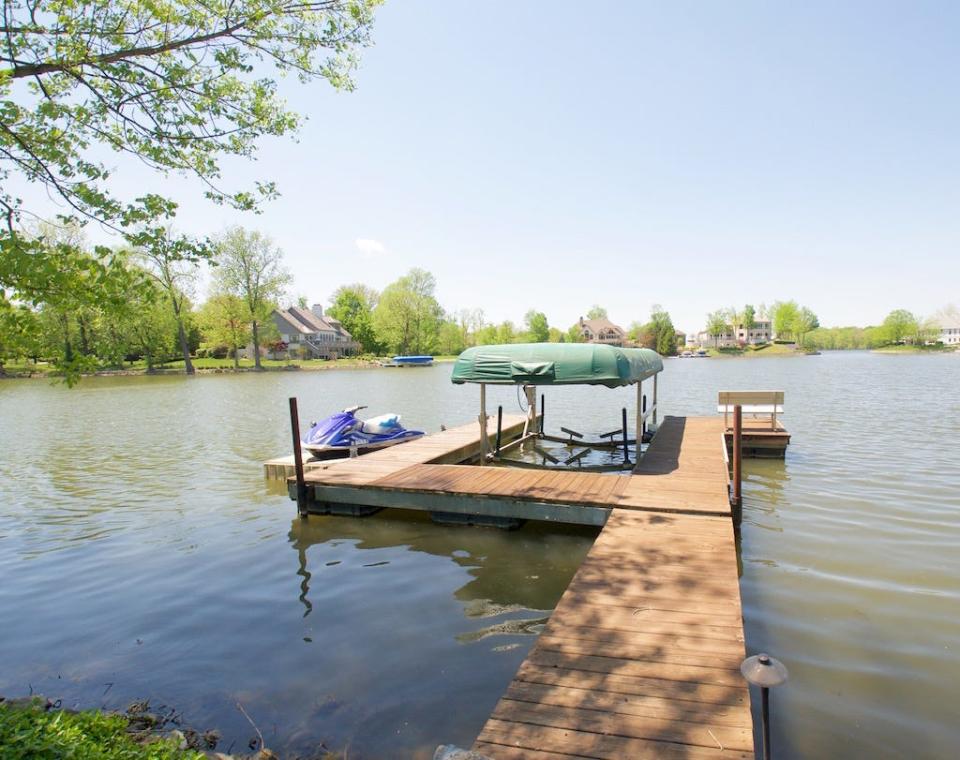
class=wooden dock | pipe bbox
[287,416,733,526]
[273,414,755,757]
[264,415,529,479]
[473,417,753,758]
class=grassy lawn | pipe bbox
[0,360,59,375]
[872,344,954,353]
[0,699,205,760]
[699,343,805,357]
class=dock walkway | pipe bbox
[277,414,754,757]
[472,416,753,758]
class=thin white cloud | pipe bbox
[355,238,387,257]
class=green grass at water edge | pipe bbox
[871,344,954,353]
[700,343,804,357]
[0,700,204,760]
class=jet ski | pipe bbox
[302,405,424,459]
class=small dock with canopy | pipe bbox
[451,343,664,471]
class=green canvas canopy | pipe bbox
[450,343,663,388]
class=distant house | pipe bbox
[272,304,359,359]
[579,316,626,346]
[697,327,736,348]
[936,316,960,346]
[697,320,772,348]
[736,320,772,344]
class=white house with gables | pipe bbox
[697,319,772,348]
[936,315,960,346]
[272,304,359,359]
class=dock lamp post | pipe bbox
[741,653,788,760]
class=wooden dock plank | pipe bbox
[477,720,752,759]
[474,507,752,758]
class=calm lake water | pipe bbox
[1,352,958,758]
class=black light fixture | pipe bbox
[741,653,789,760]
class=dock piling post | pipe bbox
[540,393,545,435]
[479,384,488,466]
[652,373,659,428]
[621,407,631,466]
[289,397,308,518]
[495,406,503,456]
[732,404,743,524]
[642,394,648,438]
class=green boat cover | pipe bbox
[450,343,663,388]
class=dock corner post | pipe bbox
[495,405,503,456]
[523,384,537,435]
[621,407,631,466]
[540,392,545,435]
[289,397,309,518]
[479,383,488,466]
[652,373,659,428]
[636,380,642,446]
[732,404,743,525]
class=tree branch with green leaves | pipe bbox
[1,0,380,301]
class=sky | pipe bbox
[24,0,960,333]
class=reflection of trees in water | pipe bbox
[287,510,597,621]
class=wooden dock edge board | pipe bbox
[296,482,612,527]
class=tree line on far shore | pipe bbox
[0,223,685,380]
[1,224,955,383]
[701,301,953,351]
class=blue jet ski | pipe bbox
[302,405,424,458]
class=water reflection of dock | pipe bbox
[273,415,757,757]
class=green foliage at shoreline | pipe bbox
[0,699,204,760]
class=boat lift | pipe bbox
[451,343,664,471]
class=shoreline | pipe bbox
[0,357,458,381]
[2,347,953,380]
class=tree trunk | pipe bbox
[61,315,74,363]
[168,296,194,374]
[78,316,91,355]
[176,317,194,374]
[251,319,262,369]
[233,346,240,369]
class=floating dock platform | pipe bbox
[724,418,791,458]
[268,414,759,757]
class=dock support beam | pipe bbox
[289,397,308,518]
[479,383,488,466]
[732,404,743,525]
[652,373,659,428]
[636,380,642,452]
[523,385,537,436]
[621,407,631,467]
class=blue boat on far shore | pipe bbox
[383,355,434,367]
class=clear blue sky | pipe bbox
[85,1,960,332]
